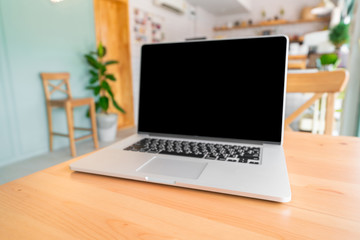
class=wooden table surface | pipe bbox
[1,132,360,239]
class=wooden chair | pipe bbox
[286,69,349,135]
[41,72,99,157]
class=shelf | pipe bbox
[214,18,330,32]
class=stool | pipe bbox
[40,72,99,157]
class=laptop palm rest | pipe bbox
[137,157,207,180]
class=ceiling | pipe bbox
[187,0,251,16]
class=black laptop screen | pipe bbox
[138,36,287,143]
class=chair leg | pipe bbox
[46,105,53,152]
[65,102,76,157]
[325,93,335,135]
[89,101,99,149]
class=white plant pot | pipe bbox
[322,64,334,71]
[96,113,118,142]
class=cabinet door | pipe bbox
[94,0,134,129]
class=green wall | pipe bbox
[0,0,96,166]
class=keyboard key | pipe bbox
[226,157,239,162]
[239,158,248,163]
[227,159,237,162]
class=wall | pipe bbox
[128,0,215,123]
[0,0,96,167]
[0,0,214,166]
[214,0,328,38]
[341,3,360,136]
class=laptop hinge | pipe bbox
[263,143,282,148]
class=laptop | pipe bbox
[70,35,291,202]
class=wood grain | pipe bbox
[288,55,308,60]
[1,132,360,239]
[325,93,335,135]
[287,69,349,93]
[288,61,307,69]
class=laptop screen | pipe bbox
[138,36,288,144]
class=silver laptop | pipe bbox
[70,35,291,202]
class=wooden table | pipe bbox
[1,132,360,239]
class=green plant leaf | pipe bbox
[102,46,107,57]
[95,102,101,112]
[85,54,100,69]
[104,60,119,66]
[320,53,338,65]
[89,75,98,84]
[94,86,101,95]
[329,22,349,49]
[99,63,106,74]
[105,74,116,81]
[86,85,101,95]
[97,42,105,58]
[99,96,109,112]
[89,69,97,76]
[101,80,113,97]
[112,98,126,114]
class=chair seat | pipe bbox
[48,98,94,108]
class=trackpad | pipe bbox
[137,157,207,179]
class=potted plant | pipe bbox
[329,22,349,51]
[85,42,126,142]
[319,53,340,71]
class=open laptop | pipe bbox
[70,35,291,202]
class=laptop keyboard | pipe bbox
[124,138,261,164]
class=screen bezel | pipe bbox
[137,35,289,146]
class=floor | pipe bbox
[0,127,136,185]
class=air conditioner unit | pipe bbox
[154,0,186,14]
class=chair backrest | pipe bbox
[40,72,72,100]
[287,69,348,93]
[285,69,349,134]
